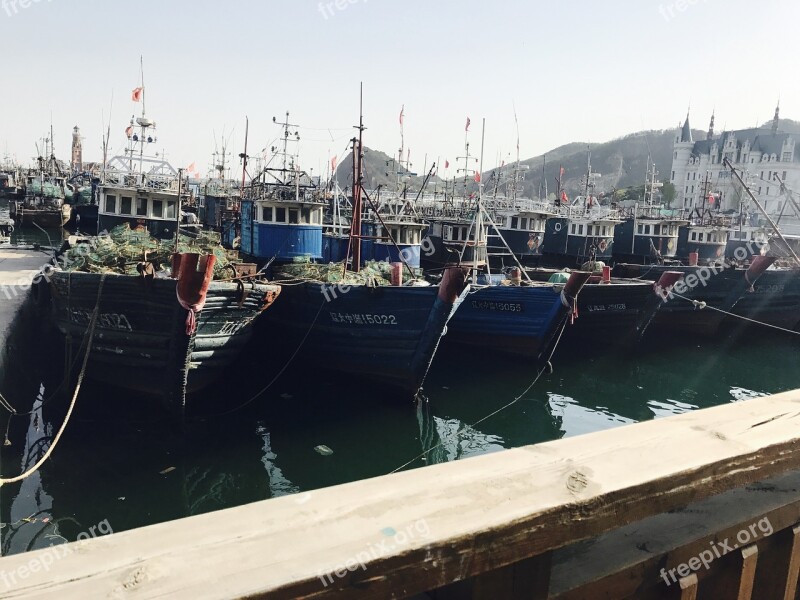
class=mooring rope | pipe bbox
[670,292,800,337]
[0,274,105,486]
[388,309,573,475]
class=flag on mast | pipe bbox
[132,87,143,102]
[465,117,471,132]
[445,159,450,169]
[399,105,404,126]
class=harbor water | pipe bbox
[1,202,799,556]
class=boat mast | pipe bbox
[724,157,800,267]
[240,116,249,190]
[348,84,365,273]
[474,119,486,285]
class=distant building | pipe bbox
[669,105,799,221]
[71,125,83,173]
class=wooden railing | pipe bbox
[3,391,800,598]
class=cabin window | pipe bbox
[690,231,696,241]
[105,195,117,213]
[301,207,312,224]
[152,200,164,218]
[136,198,148,216]
[520,218,528,230]
[570,224,576,234]
[653,225,660,236]
[276,207,286,223]
[120,196,133,215]
[511,217,519,229]
[312,209,322,224]
[262,206,273,222]
[165,201,177,220]
[578,224,584,235]
[637,224,643,235]
[288,209,299,224]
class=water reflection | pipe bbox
[0,215,799,557]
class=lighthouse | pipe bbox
[71,125,83,173]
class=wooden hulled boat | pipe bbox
[44,238,280,414]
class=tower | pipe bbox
[707,111,715,140]
[71,125,83,172]
[772,101,780,135]
[670,110,695,208]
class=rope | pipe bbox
[197,297,328,419]
[670,291,800,337]
[0,274,105,486]
[389,310,572,475]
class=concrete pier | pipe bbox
[0,247,49,338]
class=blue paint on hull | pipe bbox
[261,282,467,395]
[446,285,566,359]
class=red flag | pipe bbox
[399,105,404,126]
[561,190,569,204]
[708,194,715,204]
[474,171,481,183]
[125,125,133,138]
[131,87,143,102]
[445,159,450,169]
[187,162,196,172]
[465,117,471,132]
[331,156,337,172]
[560,166,565,178]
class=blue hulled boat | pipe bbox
[260,102,470,397]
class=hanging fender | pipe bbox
[172,253,216,335]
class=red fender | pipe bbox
[172,253,216,335]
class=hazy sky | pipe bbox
[1,0,798,179]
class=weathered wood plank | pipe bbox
[679,574,698,600]
[737,545,758,600]
[3,390,800,599]
[552,470,800,599]
[783,525,800,600]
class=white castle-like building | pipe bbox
[669,105,800,225]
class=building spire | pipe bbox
[680,108,693,143]
[772,100,780,135]
[707,110,715,140]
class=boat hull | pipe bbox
[10,203,71,228]
[47,271,280,412]
[613,263,800,334]
[259,269,469,396]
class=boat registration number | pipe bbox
[330,312,398,326]
[755,284,785,294]
[587,304,627,312]
[69,308,133,332]
[470,301,523,313]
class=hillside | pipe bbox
[333,119,800,197]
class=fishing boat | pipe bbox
[10,130,72,228]
[97,103,199,239]
[0,167,24,199]
[66,171,100,230]
[239,113,326,265]
[201,135,241,248]
[612,161,687,265]
[259,94,469,397]
[523,267,684,345]
[0,217,13,244]
[43,230,280,415]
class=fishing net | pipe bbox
[277,257,422,286]
[58,223,238,279]
[28,180,64,199]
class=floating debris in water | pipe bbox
[280,393,293,400]
[159,467,176,475]
[314,445,333,456]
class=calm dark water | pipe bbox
[1,199,799,556]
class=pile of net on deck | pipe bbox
[277,257,421,286]
[28,180,64,199]
[58,223,236,279]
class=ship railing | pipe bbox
[5,390,800,598]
